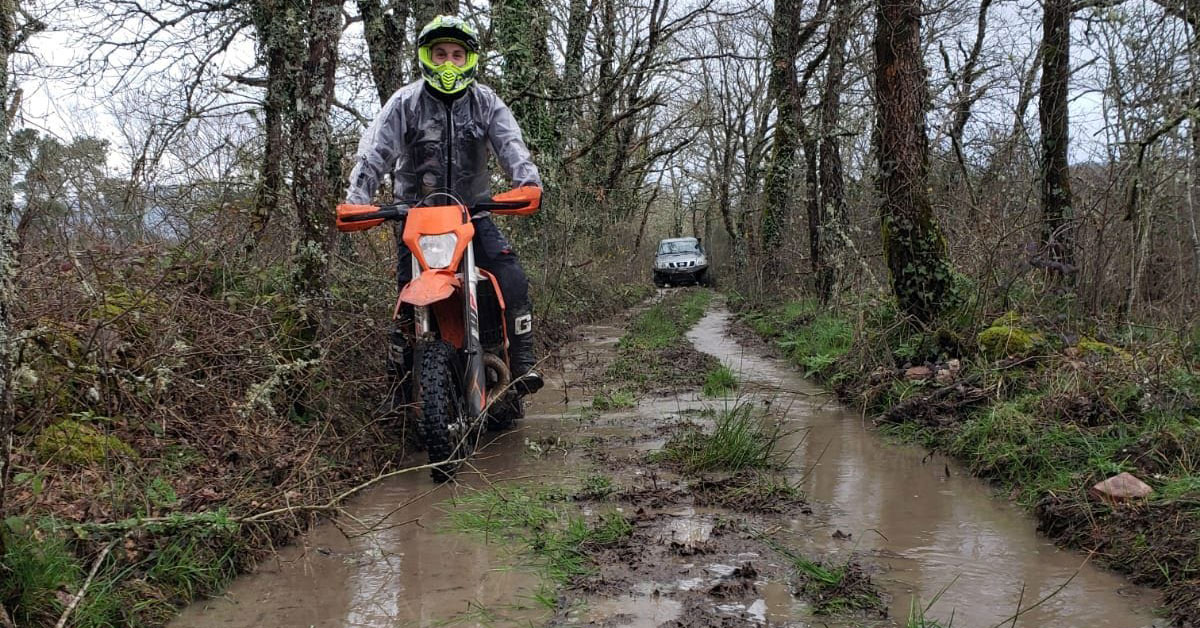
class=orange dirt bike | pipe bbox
[335,187,541,481]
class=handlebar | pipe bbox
[336,187,541,233]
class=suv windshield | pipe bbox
[658,241,700,255]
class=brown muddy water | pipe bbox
[172,298,1164,628]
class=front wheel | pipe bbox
[415,340,471,482]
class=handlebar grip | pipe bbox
[335,204,408,232]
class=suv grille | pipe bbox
[668,261,695,268]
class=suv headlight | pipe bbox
[696,256,707,267]
[419,233,458,269]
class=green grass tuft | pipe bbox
[702,365,739,397]
[445,485,632,584]
[742,299,852,377]
[765,538,884,616]
[591,388,636,410]
[0,524,82,625]
[657,402,787,473]
[619,289,712,352]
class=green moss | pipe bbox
[34,419,137,466]
[991,311,1022,328]
[1077,336,1130,359]
[977,325,1042,359]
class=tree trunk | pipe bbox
[760,0,802,258]
[874,0,953,322]
[289,0,343,345]
[1192,58,1200,301]
[358,0,409,104]
[493,0,555,157]
[1039,0,1074,276]
[946,0,993,208]
[411,0,457,35]
[250,0,301,243]
[560,0,589,128]
[803,130,820,273]
[816,0,851,301]
[0,0,18,567]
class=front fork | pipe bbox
[411,245,486,420]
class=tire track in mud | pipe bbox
[171,290,1164,628]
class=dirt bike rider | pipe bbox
[345,14,544,399]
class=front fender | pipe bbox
[399,270,460,306]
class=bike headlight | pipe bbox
[419,233,458,269]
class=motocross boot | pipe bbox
[381,311,414,416]
[507,305,543,395]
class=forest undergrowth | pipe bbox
[0,219,651,626]
[730,277,1200,626]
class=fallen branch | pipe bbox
[876,375,987,425]
[55,538,118,628]
[72,457,462,535]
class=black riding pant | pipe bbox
[396,216,530,313]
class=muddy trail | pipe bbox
[171,292,1164,628]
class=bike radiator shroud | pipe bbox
[475,273,505,353]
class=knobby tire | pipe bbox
[415,340,469,482]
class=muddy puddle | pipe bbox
[172,298,1164,628]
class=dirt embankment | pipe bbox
[0,243,652,628]
[731,294,1200,626]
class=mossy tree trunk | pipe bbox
[411,0,457,40]
[559,0,589,131]
[874,0,953,322]
[288,0,343,348]
[816,0,852,302]
[493,0,555,159]
[1038,0,1074,277]
[358,0,409,104]
[760,0,804,260]
[0,4,18,622]
[250,0,304,243]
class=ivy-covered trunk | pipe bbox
[250,0,302,242]
[289,0,343,345]
[411,0,457,39]
[760,0,802,259]
[358,0,409,104]
[1039,0,1074,276]
[874,0,953,322]
[0,3,18,622]
[816,0,852,302]
[493,0,555,158]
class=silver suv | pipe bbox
[652,237,710,287]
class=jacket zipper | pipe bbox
[443,99,454,195]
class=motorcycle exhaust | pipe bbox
[482,353,511,393]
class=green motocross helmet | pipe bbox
[417,15,481,95]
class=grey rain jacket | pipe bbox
[346,80,541,206]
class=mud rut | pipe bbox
[171,294,1165,628]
